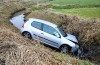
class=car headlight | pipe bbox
[75,44,79,48]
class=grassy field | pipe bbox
[50,0,100,5]
[52,7,100,19]
[32,0,100,19]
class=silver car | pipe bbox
[20,18,81,55]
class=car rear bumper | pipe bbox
[20,28,24,33]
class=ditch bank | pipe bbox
[4,1,100,63]
[0,2,94,65]
[9,8,26,18]
[25,11,100,64]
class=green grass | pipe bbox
[53,52,94,65]
[50,0,100,5]
[52,7,100,19]
[31,7,40,11]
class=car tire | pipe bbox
[60,45,69,54]
[23,32,32,39]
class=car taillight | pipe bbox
[22,23,24,28]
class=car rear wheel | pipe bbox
[60,45,69,54]
[23,32,32,39]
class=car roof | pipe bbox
[29,18,57,28]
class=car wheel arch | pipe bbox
[59,44,71,52]
[22,31,32,39]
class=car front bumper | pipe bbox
[71,44,79,53]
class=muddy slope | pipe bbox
[26,11,100,63]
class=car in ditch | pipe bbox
[20,18,81,56]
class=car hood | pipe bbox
[65,34,78,43]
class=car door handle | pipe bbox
[41,33,44,35]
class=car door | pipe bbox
[31,21,42,40]
[40,24,61,48]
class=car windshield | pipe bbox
[57,27,67,37]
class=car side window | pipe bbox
[43,24,60,37]
[31,21,42,30]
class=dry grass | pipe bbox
[0,28,94,65]
[0,28,51,65]
[0,2,25,32]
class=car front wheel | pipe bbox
[60,45,69,54]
